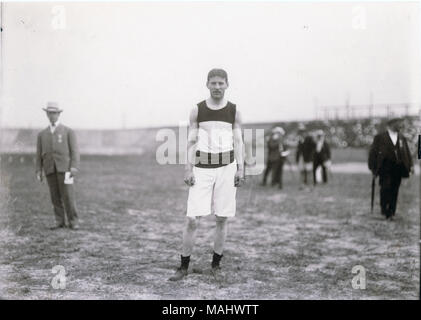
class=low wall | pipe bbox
[1,116,419,155]
[0,128,162,155]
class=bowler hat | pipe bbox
[272,126,285,136]
[297,123,306,131]
[386,117,403,125]
[315,129,324,136]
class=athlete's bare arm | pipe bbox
[233,109,245,187]
[184,106,199,186]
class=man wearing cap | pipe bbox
[261,126,289,189]
[35,102,80,230]
[296,123,316,188]
[169,68,245,281]
[312,129,331,185]
[368,118,414,220]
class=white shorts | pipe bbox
[187,161,237,218]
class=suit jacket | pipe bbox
[368,131,413,178]
[296,135,316,163]
[266,137,288,163]
[36,124,80,176]
[314,141,331,163]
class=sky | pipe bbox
[1,1,421,129]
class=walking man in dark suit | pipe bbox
[368,118,414,220]
[36,102,80,230]
[312,130,331,185]
[296,123,315,189]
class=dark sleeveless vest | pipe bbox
[197,100,236,125]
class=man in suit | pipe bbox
[312,130,331,185]
[261,127,289,189]
[296,123,315,189]
[36,102,80,230]
[368,118,414,220]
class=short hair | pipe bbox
[207,68,228,82]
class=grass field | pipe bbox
[0,150,419,299]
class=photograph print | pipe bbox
[0,1,420,300]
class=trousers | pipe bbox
[379,173,402,218]
[46,166,78,225]
[262,159,285,188]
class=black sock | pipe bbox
[180,255,190,270]
[211,252,223,268]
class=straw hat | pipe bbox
[42,101,62,113]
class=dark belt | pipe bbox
[195,150,234,168]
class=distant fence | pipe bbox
[316,103,420,121]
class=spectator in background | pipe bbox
[368,117,414,220]
[35,102,80,230]
[261,127,289,189]
[275,127,290,189]
[296,123,315,189]
[312,130,331,185]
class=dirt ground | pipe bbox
[0,152,419,299]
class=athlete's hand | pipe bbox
[184,169,195,186]
[234,170,245,187]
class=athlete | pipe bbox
[169,68,245,281]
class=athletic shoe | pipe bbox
[68,223,79,230]
[169,268,188,281]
